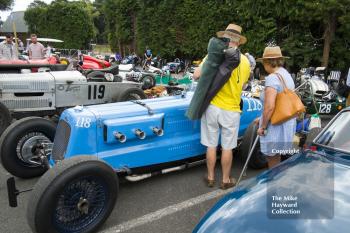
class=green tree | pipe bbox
[93,0,107,44]
[0,0,13,11]
[24,1,48,34]
[176,0,235,59]
[135,0,234,59]
[24,0,95,49]
[0,0,13,23]
[300,0,350,69]
[103,0,139,55]
[99,0,350,72]
[136,0,182,57]
[232,0,350,71]
[232,0,311,70]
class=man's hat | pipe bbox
[216,23,247,45]
[257,46,290,61]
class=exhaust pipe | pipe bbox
[135,129,146,139]
[114,132,126,143]
[125,159,206,182]
[152,127,164,136]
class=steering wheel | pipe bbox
[76,63,88,76]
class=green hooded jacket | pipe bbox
[186,37,228,120]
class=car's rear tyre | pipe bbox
[239,121,267,169]
[141,75,156,90]
[113,74,123,82]
[86,71,105,81]
[27,156,119,233]
[0,102,12,136]
[117,87,147,102]
[0,117,55,178]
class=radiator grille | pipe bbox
[30,81,51,90]
[2,84,29,89]
[0,81,51,91]
[2,98,52,109]
[52,120,71,161]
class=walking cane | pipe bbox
[236,135,260,187]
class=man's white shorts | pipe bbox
[200,104,240,150]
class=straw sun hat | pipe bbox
[216,23,247,45]
[257,46,290,61]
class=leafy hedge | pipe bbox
[102,0,350,72]
[24,0,95,49]
[24,0,350,73]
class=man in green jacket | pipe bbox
[194,23,250,189]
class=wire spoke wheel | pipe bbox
[16,132,52,167]
[53,176,109,233]
[27,156,118,233]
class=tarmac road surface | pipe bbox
[0,153,263,233]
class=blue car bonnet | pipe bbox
[51,92,262,171]
[194,150,350,233]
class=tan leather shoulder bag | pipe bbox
[270,73,305,125]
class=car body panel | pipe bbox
[51,93,262,171]
[194,109,350,233]
[82,54,111,69]
[194,149,350,233]
[155,73,193,85]
[0,72,56,111]
[297,78,346,115]
[305,100,346,115]
[0,70,142,113]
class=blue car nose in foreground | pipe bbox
[14,91,262,233]
[194,108,350,233]
[51,92,261,169]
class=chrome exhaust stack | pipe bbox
[135,129,146,140]
[152,127,164,136]
[114,132,126,143]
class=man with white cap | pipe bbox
[194,23,251,189]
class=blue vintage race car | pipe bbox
[194,108,350,233]
[7,92,262,233]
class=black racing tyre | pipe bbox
[140,75,156,90]
[0,117,56,178]
[0,102,12,136]
[117,87,147,102]
[239,121,267,169]
[113,74,123,82]
[304,127,323,147]
[27,156,119,233]
[87,71,106,82]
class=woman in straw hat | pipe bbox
[256,46,296,168]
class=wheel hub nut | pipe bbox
[77,197,89,214]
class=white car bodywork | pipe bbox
[0,71,141,113]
